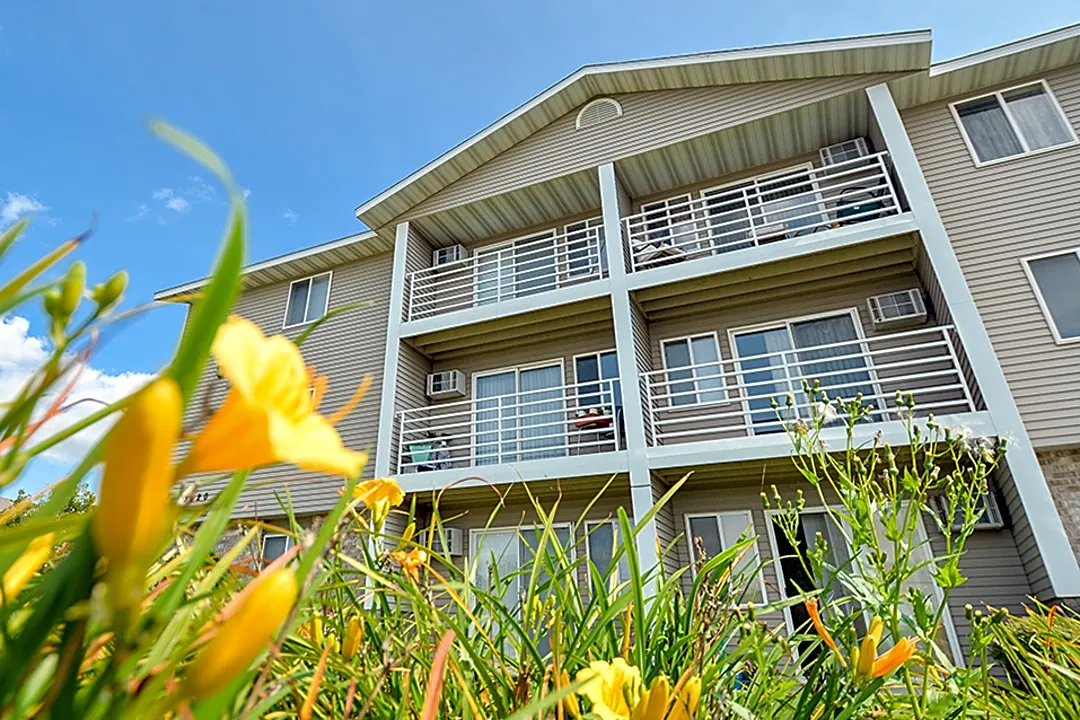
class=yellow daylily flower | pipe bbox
[352,477,404,524]
[93,378,182,607]
[392,548,428,582]
[669,676,701,720]
[2,533,54,601]
[630,675,669,720]
[180,316,368,478]
[857,616,885,678]
[576,658,642,720]
[184,567,298,700]
[558,669,582,719]
[341,613,363,661]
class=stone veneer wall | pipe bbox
[1039,447,1080,561]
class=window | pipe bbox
[731,311,880,434]
[685,511,765,603]
[661,335,725,406]
[261,533,293,563]
[585,521,632,589]
[953,81,1076,165]
[284,272,331,327]
[1024,249,1080,343]
[565,218,607,279]
[574,351,620,409]
[471,524,574,606]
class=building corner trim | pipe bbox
[374,221,411,480]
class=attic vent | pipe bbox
[576,98,623,129]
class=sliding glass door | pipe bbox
[475,232,557,306]
[732,312,879,434]
[475,364,565,465]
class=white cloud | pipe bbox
[0,316,153,464]
[283,209,298,224]
[242,188,252,200]
[165,196,190,213]
[125,203,151,222]
[152,187,174,200]
[186,176,215,202]
[1,192,48,227]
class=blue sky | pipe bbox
[2,0,1078,494]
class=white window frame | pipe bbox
[260,532,294,562]
[1021,247,1080,345]
[727,308,884,428]
[282,271,333,329]
[584,519,632,587]
[659,332,728,407]
[468,523,576,594]
[949,79,1078,168]
[471,359,567,463]
[683,510,768,602]
[763,505,963,663]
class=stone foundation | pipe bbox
[1038,447,1080,561]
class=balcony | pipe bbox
[622,152,901,273]
[642,325,976,446]
[397,377,623,475]
[405,220,607,322]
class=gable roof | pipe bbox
[354,30,933,231]
[153,230,388,302]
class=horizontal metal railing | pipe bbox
[642,325,975,445]
[397,378,622,474]
[405,224,606,321]
[622,152,901,272]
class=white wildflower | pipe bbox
[814,401,839,425]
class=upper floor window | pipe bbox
[953,81,1076,165]
[1023,248,1080,343]
[284,272,331,327]
[661,334,725,406]
[261,533,293,563]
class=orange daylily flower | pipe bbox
[392,548,428,582]
[805,598,847,668]
[180,317,368,478]
[870,637,918,678]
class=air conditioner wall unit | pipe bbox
[432,245,468,267]
[820,138,870,166]
[419,527,465,556]
[867,289,927,328]
[427,370,466,399]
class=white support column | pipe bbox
[599,162,661,579]
[374,221,411,480]
[867,83,1080,599]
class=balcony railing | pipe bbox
[642,325,975,446]
[397,378,623,474]
[623,152,901,272]
[405,223,607,322]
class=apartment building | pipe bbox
[155,24,1080,655]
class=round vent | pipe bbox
[575,97,623,130]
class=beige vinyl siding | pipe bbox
[182,252,393,518]
[651,473,681,578]
[902,64,1080,448]
[411,75,898,219]
[644,270,967,444]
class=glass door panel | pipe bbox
[733,328,801,434]
[475,371,517,465]
[790,315,878,421]
[515,233,557,296]
[519,366,565,460]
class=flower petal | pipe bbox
[270,413,367,478]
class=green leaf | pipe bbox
[293,301,372,347]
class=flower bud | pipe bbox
[92,378,182,606]
[42,288,61,318]
[341,613,363,660]
[92,270,128,313]
[60,261,85,317]
[2,533,54,601]
[185,568,298,700]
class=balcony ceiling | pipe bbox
[406,296,614,360]
[632,233,918,322]
[412,474,631,507]
[615,91,872,201]
[410,168,601,247]
[356,32,932,231]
